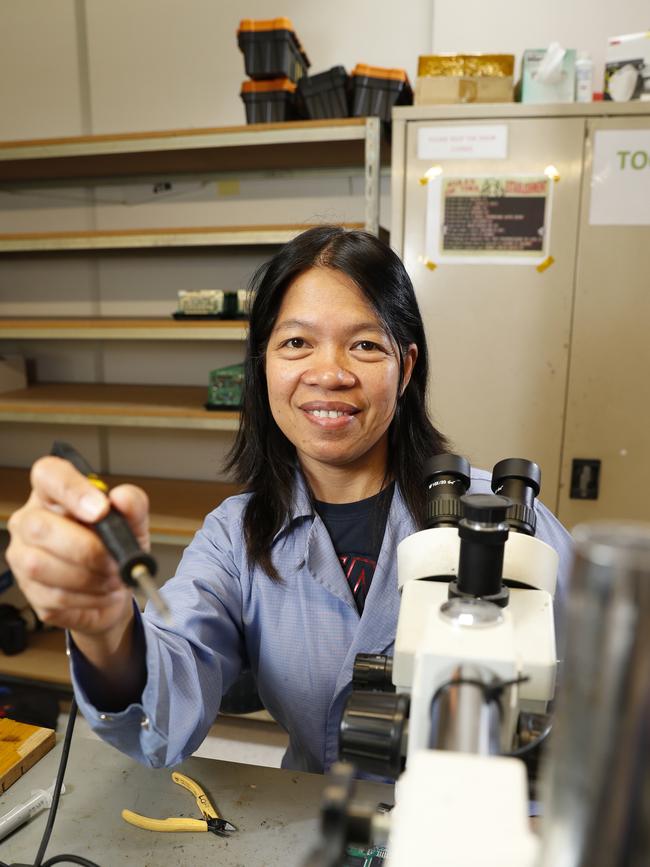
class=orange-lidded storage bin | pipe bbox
[237,17,310,82]
[240,78,297,124]
[350,64,413,121]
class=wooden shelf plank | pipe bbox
[0,119,388,182]
[0,383,240,430]
[0,465,239,545]
[0,317,248,341]
[0,223,366,253]
[0,629,70,687]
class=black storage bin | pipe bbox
[237,17,310,83]
[296,65,350,119]
[240,78,297,124]
[350,64,413,122]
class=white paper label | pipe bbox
[417,125,508,160]
[590,130,650,226]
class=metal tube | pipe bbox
[430,665,501,755]
[539,522,650,867]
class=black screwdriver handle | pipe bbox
[94,509,158,586]
[51,441,158,586]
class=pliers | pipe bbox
[121,771,238,837]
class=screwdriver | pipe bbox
[51,441,172,624]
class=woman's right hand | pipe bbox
[6,455,150,642]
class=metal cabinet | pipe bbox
[392,103,650,523]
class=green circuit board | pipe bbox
[344,845,387,866]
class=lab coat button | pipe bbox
[99,713,113,722]
[141,716,150,730]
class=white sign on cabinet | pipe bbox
[590,129,650,225]
[417,125,508,160]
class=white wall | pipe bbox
[0,0,435,139]
[433,0,650,95]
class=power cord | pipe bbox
[0,697,102,867]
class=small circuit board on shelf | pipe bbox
[173,289,249,319]
[205,362,245,410]
[344,845,387,866]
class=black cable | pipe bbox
[32,698,81,866]
[505,721,553,758]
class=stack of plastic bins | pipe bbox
[237,17,310,82]
[240,78,297,123]
[350,64,413,121]
[296,66,350,119]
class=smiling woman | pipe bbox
[7,225,574,777]
[226,225,448,583]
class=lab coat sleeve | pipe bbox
[69,500,247,768]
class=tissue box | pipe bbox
[0,356,27,393]
[415,54,513,104]
[520,49,576,103]
[605,32,650,101]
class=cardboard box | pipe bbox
[605,32,650,101]
[519,48,576,103]
[0,355,27,392]
[415,75,513,105]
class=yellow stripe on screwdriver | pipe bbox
[87,474,109,493]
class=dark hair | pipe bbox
[225,225,450,580]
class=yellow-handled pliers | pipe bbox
[122,771,238,837]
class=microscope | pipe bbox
[307,455,559,867]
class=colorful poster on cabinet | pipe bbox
[424,174,552,266]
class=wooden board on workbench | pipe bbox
[0,718,56,793]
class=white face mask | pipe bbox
[609,64,640,101]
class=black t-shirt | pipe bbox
[314,482,395,614]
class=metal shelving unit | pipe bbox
[0,119,387,689]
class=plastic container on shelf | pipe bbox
[237,17,310,82]
[296,66,350,119]
[575,51,594,102]
[240,78,297,124]
[350,64,413,121]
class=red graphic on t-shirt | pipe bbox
[339,554,377,612]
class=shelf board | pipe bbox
[0,118,388,182]
[0,317,248,341]
[0,629,70,688]
[0,222,366,253]
[0,465,239,546]
[0,383,240,430]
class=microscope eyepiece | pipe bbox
[448,493,511,608]
[424,453,471,529]
[491,458,541,536]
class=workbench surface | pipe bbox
[0,736,393,866]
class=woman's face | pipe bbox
[265,267,417,479]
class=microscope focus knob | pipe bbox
[339,691,409,779]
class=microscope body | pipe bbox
[395,526,558,760]
[385,525,558,867]
[336,458,560,867]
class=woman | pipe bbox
[6,226,572,774]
